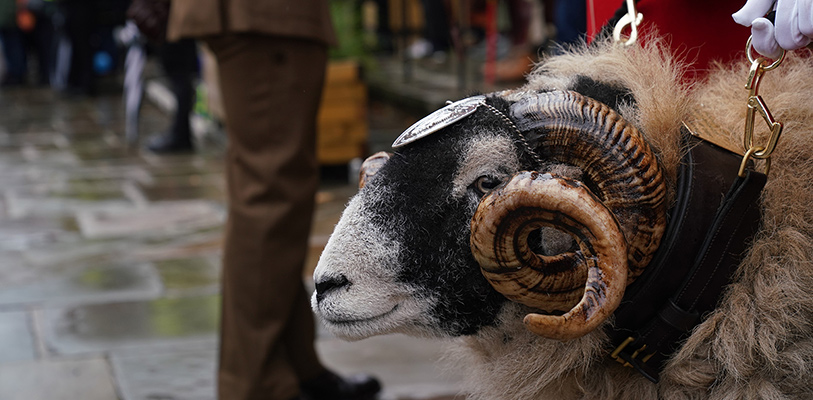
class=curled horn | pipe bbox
[471,172,628,341]
[470,90,667,340]
[510,90,666,278]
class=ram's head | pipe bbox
[312,77,667,342]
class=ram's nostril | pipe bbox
[315,274,351,301]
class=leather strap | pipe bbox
[606,132,766,382]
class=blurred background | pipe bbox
[0,0,584,399]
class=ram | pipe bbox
[311,38,813,399]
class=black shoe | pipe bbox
[300,370,381,400]
[146,132,193,154]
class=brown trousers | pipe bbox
[206,34,328,400]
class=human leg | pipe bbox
[63,0,95,95]
[206,33,325,400]
[0,27,27,85]
[147,38,197,153]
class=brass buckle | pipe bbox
[610,336,654,368]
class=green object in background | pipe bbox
[0,0,15,29]
[330,0,367,60]
[194,83,210,120]
[149,295,220,337]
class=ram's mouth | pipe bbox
[314,288,437,340]
[316,302,406,340]
[321,304,400,326]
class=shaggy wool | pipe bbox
[445,37,813,400]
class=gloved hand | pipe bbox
[732,0,813,58]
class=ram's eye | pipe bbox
[474,176,502,194]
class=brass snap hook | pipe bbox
[740,36,785,177]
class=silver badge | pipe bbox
[392,95,486,148]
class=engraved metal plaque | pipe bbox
[392,95,486,148]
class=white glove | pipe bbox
[732,0,813,58]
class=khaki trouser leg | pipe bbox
[206,34,327,400]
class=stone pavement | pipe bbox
[0,84,466,400]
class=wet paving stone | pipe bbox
[76,200,225,239]
[0,131,66,147]
[5,186,134,219]
[111,341,216,400]
[8,180,132,205]
[142,153,225,170]
[0,216,80,251]
[21,240,129,269]
[72,143,139,162]
[0,357,118,400]
[316,335,465,400]
[0,311,36,363]
[138,176,225,203]
[153,257,220,294]
[127,231,223,262]
[40,295,220,355]
[64,163,153,185]
[0,164,64,188]
[142,156,225,176]
[0,152,28,169]
[20,147,81,165]
[0,261,162,307]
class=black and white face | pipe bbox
[312,103,524,340]
[312,77,639,341]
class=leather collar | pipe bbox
[605,130,766,382]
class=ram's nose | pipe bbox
[314,274,351,302]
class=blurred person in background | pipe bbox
[408,0,451,60]
[54,0,95,95]
[0,0,56,87]
[143,37,197,153]
[553,0,586,48]
[167,1,382,399]
[24,0,56,86]
[51,0,126,95]
[123,0,198,153]
[0,0,26,86]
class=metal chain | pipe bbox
[480,102,544,167]
[739,36,786,177]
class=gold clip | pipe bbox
[740,36,785,177]
[743,95,783,160]
[739,146,772,177]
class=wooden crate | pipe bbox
[317,60,369,165]
[387,0,425,32]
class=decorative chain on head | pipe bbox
[481,102,544,167]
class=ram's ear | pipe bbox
[359,152,392,189]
